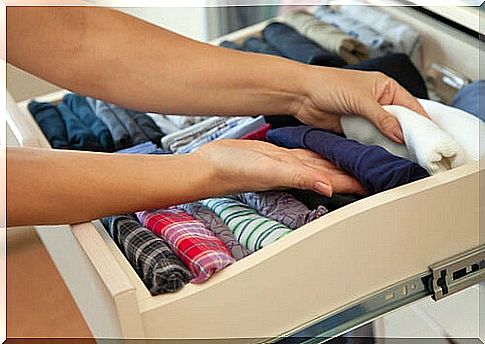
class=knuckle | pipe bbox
[291,172,309,189]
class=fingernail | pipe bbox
[392,127,404,144]
[314,181,333,196]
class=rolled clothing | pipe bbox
[161,117,227,152]
[57,102,102,151]
[241,123,272,140]
[345,53,428,99]
[146,113,181,135]
[63,93,114,151]
[419,99,485,161]
[339,5,421,66]
[220,40,244,51]
[201,197,292,252]
[100,215,192,295]
[28,100,69,149]
[177,202,252,260]
[106,103,149,145]
[242,37,284,56]
[267,126,430,194]
[233,191,328,230]
[116,141,168,154]
[451,81,485,121]
[284,10,369,64]
[340,105,468,174]
[87,98,131,149]
[289,189,362,212]
[129,110,164,145]
[262,22,346,67]
[314,6,395,59]
[136,208,235,283]
[164,114,208,130]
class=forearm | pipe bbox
[7,147,225,226]
[7,6,309,117]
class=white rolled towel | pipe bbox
[418,99,485,161]
[341,105,469,174]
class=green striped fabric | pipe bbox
[201,197,292,252]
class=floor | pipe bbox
[7,226,94,340]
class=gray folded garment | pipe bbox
[233,191,328,230]
[100,214,192,295]
[177,202,252,261]
[285,10,369,64]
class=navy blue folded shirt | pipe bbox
[57,101,102,151]
[267,126,429,194]
[243,37,283,56]
[63,93,115,151]
[262,22,346,67]
[28,101,70,149]
[451,81,484,121]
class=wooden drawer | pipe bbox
[7,6,484,340]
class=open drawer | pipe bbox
[7,5,484,341]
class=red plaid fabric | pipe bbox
[136,208,234,283]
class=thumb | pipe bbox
[286,166,333,197]
[360,99,404,143]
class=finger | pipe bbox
[392,84,429,118]
[360,99,404,143]
[330,174,367,195]
[285,166,333,197]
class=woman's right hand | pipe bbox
[194,139,365,197]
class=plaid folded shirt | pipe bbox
[177,202,252,261]
[136,208,235,283]
[101,214,192,295]
[233,191,328,230]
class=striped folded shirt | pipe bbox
[100,214,192,295]
[201,197,292,251]
[233,191,328,230]
[136,208,235,283]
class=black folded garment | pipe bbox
[262,22,346,67]
[101,215,192,295]
[289,189,362,212]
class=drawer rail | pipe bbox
[274,244,484,344]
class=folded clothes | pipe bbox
[345,53,428,99]
[220,40,245,51]
[202,197,292,252]
[28,101,69,149]
[262,22,346,67]
[116,141,168,154]
[267,126,430,194]
[173,117,245,154]
[241,123,272,140]
[284,10,369,64]
[100,215,192,295]
[314,6,395,59]
[419,99,485,161]
[136,208,234,283]
[164,114,208,130]
[289,189,362,212]
[57,101,102,151]
[129,111,164,145]
[242,37,284,56]
[161,117,227,152]
[177,202,252,260]
[233,191,328,230]
[451,81,484,121]
[146,113,181,135]
[217,116,267,140]
[339,5,421,66]
[63,94,114,151]
[87,98,131,149]
[341,105,468,174]
[105,103,149,145]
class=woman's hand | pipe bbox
[194,139,365,197]
[295,67,428,143]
